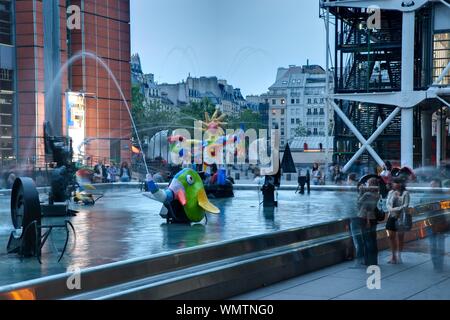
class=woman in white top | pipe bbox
[386,177,410,264]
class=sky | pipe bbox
[131,0,329,96]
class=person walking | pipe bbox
[357,178,380,266]
[386,177,410,264]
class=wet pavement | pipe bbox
[234,232,450,300]
[0,187,449,288]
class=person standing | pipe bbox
[102,162,108,183]
[386,178,410,264]
[108,162,118,183]
[357,178,380,266]
[93,161,103,183]
[119,162,132,182]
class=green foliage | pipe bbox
[178,98,216,130]
[294,123,308,137]
[228,109,266,131]
[131,85,175,139]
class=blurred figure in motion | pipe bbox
[108,162,118,183]
[347,173,358,186]
[386,178,410,264]
[153,169,166,183]
[119,162,132,182]
[93,161,103,183]
[333,164,344,185]
[253,168,264,186]
[6,172,16,189]
[429,218,448,272]
[427,178,448,272]
[357,178,380,266]
[430,178,442,189]
[380,161,393,186]
[312,165,325,185]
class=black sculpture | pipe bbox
[7,177,75,263]
[42,122,77,214]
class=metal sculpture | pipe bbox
[145,168,220,224]
[7,177,75,263]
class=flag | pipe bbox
[131,145,141,154]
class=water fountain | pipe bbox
[5,51,151,262]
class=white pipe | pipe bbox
[401,11,415,168]
[325,7,330,168]
[436,95,450,108]
[437,114,442,167]
[343,108,401,172]
[439,0,450,10]
[331,101,385,170]
[434,62,450,85]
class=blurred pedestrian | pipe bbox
[357,178,380,266]
[386,177,410,264]
[119,162,132,182]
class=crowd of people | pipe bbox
[91,161,132,183]
[351,164,414,267]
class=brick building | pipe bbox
[0,0,131,167]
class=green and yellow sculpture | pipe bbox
[146,168,220,224]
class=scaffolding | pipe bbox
[321,0,450,172]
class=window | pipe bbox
[307,98,311,104]
[320,108,324,115]
[313,128,318,135]
[0,92,14,160]
[291,99,295,104]
[291,119,295,124]
[272,99,276,105]
[296,119,300,124]
[314,98,318,104]
[0,1,12,45]
[296,99,300,104]
[433,32,450,85]
[281,109,285,115]
[281,99,286,105]
[314,108,318,115]
[307,108,312,115]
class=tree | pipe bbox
[229,109,266,132]
[131,85,175,140]
[294,124,308,137]
[177,98,217,131]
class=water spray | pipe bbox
[46,50,150,175]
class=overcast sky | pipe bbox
[131,0,329,96]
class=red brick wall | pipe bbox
[15,0,68,165]
[15,0,131,166]
[69,0,131,165]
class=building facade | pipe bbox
[131,53,175,112]
[323,0,450,169]
[262,64,334,147]
[0,0,132,167]
[158,76,246,117]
